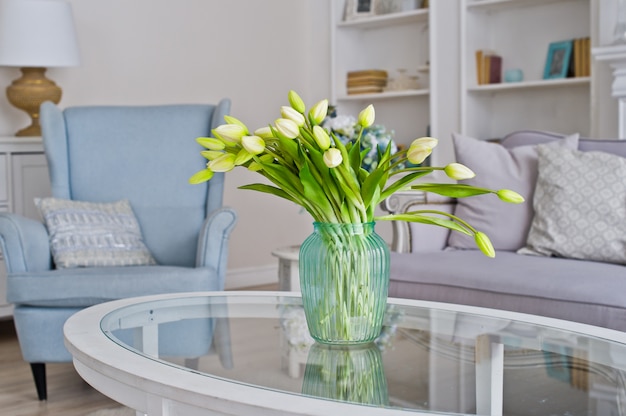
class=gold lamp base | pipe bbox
[6,67,62,137]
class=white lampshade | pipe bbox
[0,0,80,67]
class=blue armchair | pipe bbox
[0,101,237,400]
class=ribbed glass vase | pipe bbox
[302,343,389,406]
[299,222,390,345]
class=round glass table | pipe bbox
[64,292,626,416]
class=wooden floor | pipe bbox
[0,318,121,416]
[0,285,277,416]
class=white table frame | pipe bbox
[64,291,626,416]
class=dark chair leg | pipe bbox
[30,363,47,401]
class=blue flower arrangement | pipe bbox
[322,107,405,172]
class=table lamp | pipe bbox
[0,0,80,137]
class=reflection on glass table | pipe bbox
[87,293,626,415]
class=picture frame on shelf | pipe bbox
[543,40,573,79]
[345,0,377,20]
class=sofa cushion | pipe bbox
[7,265,218,307]
[447,133,579,251]
[37,197,157,268]
[519,145,626,265]
[389,250,626,331]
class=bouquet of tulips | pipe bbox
[190,90,523,257]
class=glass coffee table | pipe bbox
[64,292,626,416]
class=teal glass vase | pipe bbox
[299,222,390,344]
[302,343,389,406]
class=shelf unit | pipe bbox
[460,0,592,140]
[330,2,432,148]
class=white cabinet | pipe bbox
[0,137,51,319]
[460,0,593,140]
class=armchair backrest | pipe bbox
[40,101,231,267]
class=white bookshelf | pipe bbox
[329,0,614,163]
[459,0,594,140]
[329,1,432,149]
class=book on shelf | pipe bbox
[583,37,590,77]
[569,37,591,78]
[475,50,501,85]
[346,69,388,95]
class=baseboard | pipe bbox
[225,264,278,290]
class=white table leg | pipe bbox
[475,334,504,416]
[134,324,159,358]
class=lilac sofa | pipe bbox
[383,130,626,332]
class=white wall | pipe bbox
[0,0,332,288]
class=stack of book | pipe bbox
[346,70,388,95]
[475,50,502,85]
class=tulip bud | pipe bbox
[189,169,214,184]
[208,153,236,172]
[312,125,331,150]
[254,126,274,139]
[213,124,246,145]
[201,150,226,161]
[308,99,328,126]
[281,106,306,127]
[497,189,525,204]
[234,149,253,165]
[241,135,265,155]
[274,118,300,139]
[410,136,438,149]
[323,148,342,168]
[358,104,375,128]
[407,146,432,165]
[196,137,226,151]
[444,163,475,180]
[288,90,306,114]
[223,116,249,134]
[475,232,495,258]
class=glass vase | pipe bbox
[299,222,390,345]
[302,343,389,406]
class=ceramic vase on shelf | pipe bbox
[299,222,390,345]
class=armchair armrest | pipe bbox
[380,191,456,253]
[196,207,237,370]
[196,207,237,289]
[0,213,52,273]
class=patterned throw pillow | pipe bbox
[37,198,157,268]
[518,145,626,265]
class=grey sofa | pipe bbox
[383,130,626,332]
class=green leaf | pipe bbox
[260,162,305,196]
[276,135,299,165]
[380,170,433,201]
[348,141,363,174]
[239,183,298,204]
[361,163,386,209]
[376,213,472,235]
[299,162,334,218]
[411,183,493,198]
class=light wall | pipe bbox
[0,0,333,287]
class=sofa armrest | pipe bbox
[380,191,456,253]
[0,213,52,273]
[196,207,237,290]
